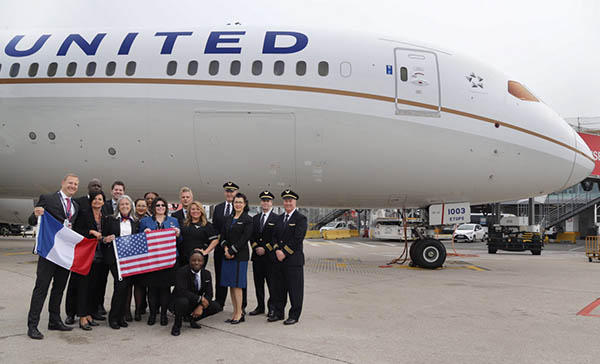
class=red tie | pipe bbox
[65,197,72,221]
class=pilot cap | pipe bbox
[281,189,299,200]
[259,191,275,200]
[223,181,239,191]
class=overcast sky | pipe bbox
[2,0,599,118]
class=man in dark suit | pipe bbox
[97,180,125,315]
[171,186,193,227]
[26,173,81,339]
[212,181,247,310]
[171,251,221,336]
[249,191,279,317]
[65,178,104,324]
[269,190,308,325]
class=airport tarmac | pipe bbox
[1,236,600,364]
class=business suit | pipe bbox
[101,216,139,325]
[171,208,186,228]
[212,201,232,306]
[271,210,308,320]
[97,198,116,311]
[251,210,279,313]
[171,265,221,330]
[27,191,79,330]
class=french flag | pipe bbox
[35,212,98,275]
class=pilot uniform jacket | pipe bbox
[101,216,139,265]
[251,211,280,261]
[212,201,232,236]
[220,213,253,262]
[173,265,214,303]
[272,210,308,266]
[28,191,80,227]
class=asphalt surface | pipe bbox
[1,236,599,363]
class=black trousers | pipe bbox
[215,248,246,309]
[252,255,273,311]
[95,262,110,310]
[108,263,129,323]
[27,257,70,328]
[148,286,171,316]
[272,263,304,320]
[172,296,221,328]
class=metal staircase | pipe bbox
[313,209,349,230]
[539,187,600,229]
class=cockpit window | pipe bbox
[508,81,539,102]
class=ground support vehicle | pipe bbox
[487,225,543,255]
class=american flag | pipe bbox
[114,228,177,279]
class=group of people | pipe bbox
[26,174,308,339]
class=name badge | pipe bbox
[63,219,72,229]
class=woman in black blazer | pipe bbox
[220,192,253,324]
[101,195,139,330]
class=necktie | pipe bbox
[113,201,117,212]
[194,272,201,291]
[225,203,231,216]
[260,213,266,232]
[65,197,72,221]
[284,214,289,224]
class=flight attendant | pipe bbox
[249,191,279,317]
[139,197,181,326]
[269,190,308,325]
[101,195,139,329]
[219,192,253,324]
[180,201,219,267]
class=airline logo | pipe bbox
[578,132,600,176]
[3,31,309,57]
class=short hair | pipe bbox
[63,173,79,181]
[233,192,249,213]
[144,191,159,199]
[88,191,106,205]
[87,178,102,189]
[150,197,169,216]
[179,187,192,195]
[184,201,207,227]
[114,194,134,218]
[111,181,125,190]
[134,198,146,206]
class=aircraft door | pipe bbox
[394,48,441,117]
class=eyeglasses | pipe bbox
[155,204,166,207]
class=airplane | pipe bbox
[0,25,594,268]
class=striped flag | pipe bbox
[114,228,177,280]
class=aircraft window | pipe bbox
[230,60,241,76]
[274,60,284,76]
[126,61,136,76]
[188,61,198,76]
[252,60,262,76]
[28,63,39,77]
[400,67,408,82]
[508,81,539,102]
[86,62,96,76]
[9,63,20,77]
[167,61,177,76]
[66,62,77,77]
[340,61,352,77]
[318,61,329,76]
[106,61,116,76]
[296,61,306,76]
[47,62,58,77]
[208,60,219,76]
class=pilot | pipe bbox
[212,181,247,311]
[26,173,80,339]
[269,190,308,325]
[249,190,279,317]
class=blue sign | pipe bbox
[386,65,393,75]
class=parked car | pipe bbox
[452,223,487,242]
[0,223,24,236]
[319,221,356,233]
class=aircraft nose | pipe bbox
[564,130,595,187]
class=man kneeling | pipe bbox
[171,250,221,336]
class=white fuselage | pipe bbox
[0,26,594,210]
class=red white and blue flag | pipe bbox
[35,213,98,275]
[114,229,177,279]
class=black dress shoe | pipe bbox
[98,305,107,315]
[249,308,264,316]
[88,320,99,327]
[109,321,120,330]
[160,315,168,326]
[267,316,283,322]
[125,312,133,322]
[190,320,201,329]
[118,320,128,328]
[27,327,44,340]
[267,310,275,318]
[147,314,156,326]
[79,321,92,331]
[65,315,75,325]
[230,319,242,325]
[134,312,142,322]
[91,313,106,321]
[283,318,298,325]
[48,322,73,331]
[224,318,232,323]
[171,325,180,336]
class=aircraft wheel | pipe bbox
[531,249,541,255]
[409,241,420,265]
[413,239,446,269]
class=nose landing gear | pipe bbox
[409,238,447,269]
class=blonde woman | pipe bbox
[179,201,219,267]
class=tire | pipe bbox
[413,239,446,269]
[0,225,10,236]
[589,257,593,262]
[531,250,541,255]
[488,247,497,254]
[409,241,420,265]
